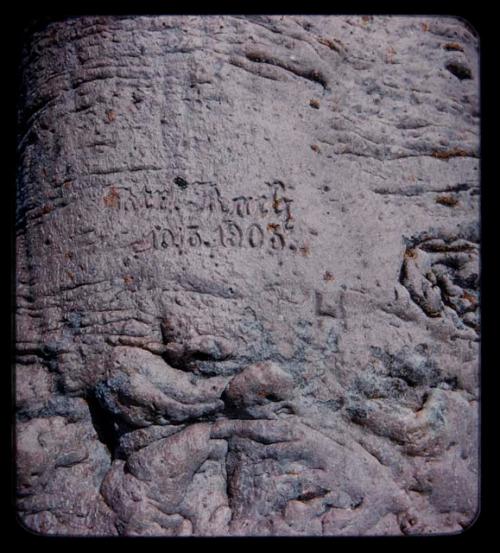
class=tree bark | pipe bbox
[16,15,480,536]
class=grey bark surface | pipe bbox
[16,15,480,536]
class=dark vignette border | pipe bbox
[3,0,496,546]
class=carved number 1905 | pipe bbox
[139,221,286,251]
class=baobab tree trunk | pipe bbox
[16,15,480,536]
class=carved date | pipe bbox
[135,221,289,252]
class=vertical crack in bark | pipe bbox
[86,392,120,460]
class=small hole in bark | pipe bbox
[265,393,280,402]
[190,351,215,362]
[174,176,189,189]
[445,62,472,80]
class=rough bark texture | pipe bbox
[16,15,480,536]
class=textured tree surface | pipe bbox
[15,15,480,536]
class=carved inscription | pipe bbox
[104,179,298,253]
[133,220,287,252]
[107,180,293,225]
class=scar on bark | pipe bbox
[245,50,328,89]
